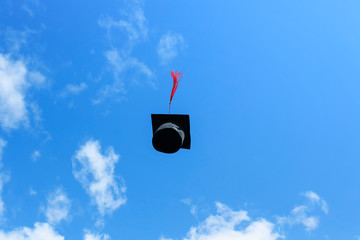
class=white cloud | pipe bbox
[66,82,87,94]
[83,230,110,240]
[304,191,328,214]
[0,54,29,130]
[167,192,329,240]
[0,54,46,131]
[29,188,37,196]
[31,150,40,162]
[0,222,64,240]
[44,188,71,225]
[59,82,88,98]
[159,237,173,240]
[285,206,319,232]
[277,191,328,232]
[0,138,8,218]
[180,202,281,240]
[0,173,9,218]
[305,191,320,202]
[157,32,185,65]
[0,139,6,165]
[72,139,126,216]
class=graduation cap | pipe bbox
[151,114,191,154]
[151,71,190,154]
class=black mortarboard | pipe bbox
[151,114,191,154]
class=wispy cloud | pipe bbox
[4,28,35,53]
[96,2,154,103]
[159,237,173,240]
[277,191,328,232]
[22,4,35,17]
[31,150,41,162]
[83,230,110,240]
[59,82,88,98]
[181,198,197,216]
[105,49,153,78]
[28,71,46,87]
[93,48,154,104]
[0,173,9,220]
[43,188,71,225]
[22,0,41,17]
[304,191,328,214]
[157,32,185,65]
[0,139,9,219]
[0,222,64,240]
[98,6,148,54]
[0,139,6,166]
[29,187,37,196]
[72,139,126,216]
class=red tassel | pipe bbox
[169,70,183,114]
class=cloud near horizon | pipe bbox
[162,202,282,240]
[163,191,328,240]
[83,230,110,240]
[0,222,64,240]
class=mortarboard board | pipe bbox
[151,114,191,154]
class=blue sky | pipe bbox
[0,0,359,239]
